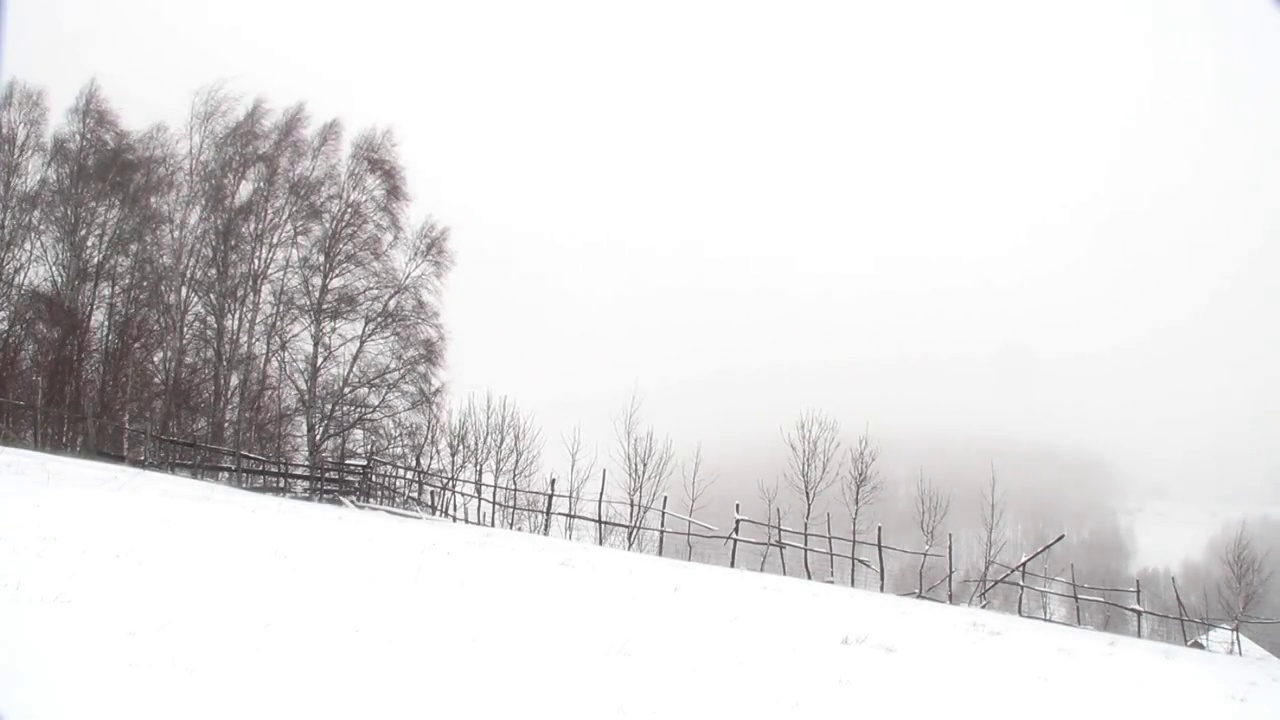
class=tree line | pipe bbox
[0,79,452,465]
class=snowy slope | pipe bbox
[2,447,1279,719]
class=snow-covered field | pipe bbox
[2,447,1279,719]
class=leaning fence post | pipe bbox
[947,532,954,605]
[544,477,556,537]
[876,525,885,593]
[776,508,788,576]
[1134,577,1143,639]
[596,469,607,547]
[1070,563,1083,626]
[729,502,742,569]
[1171,575,1190,646]
[657,494,668,557]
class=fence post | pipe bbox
[1134,577,1143,639]
[34,385,42,448]
[1070,563,1082,626]
[876,525,885,593]
[83,412,96,456]
[947,532,954,605]
[825,512,835,582]
[850,529,858,589]
[596,469,607,547]
[729,501,742,569]
[451,492,459,523]
[776,508,788,576]
[429,490,437,517]
[490,479,499,529]
[544,477,556,537]
[657,494,668,557]
[1018,566,1027,617]
[415,456,424,503]
[1171,575,1190,646]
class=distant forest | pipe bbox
[0,79,452,465]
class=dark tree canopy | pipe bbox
[0,78,453,466]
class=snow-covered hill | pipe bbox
[2,447,1278,719]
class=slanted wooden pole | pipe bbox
[1171,575,1190,646]
[1135,577,1144,639]
[657,494,668,556]
[1070,563,1083,626]
[729,501,742,569]
[596,469,607,546]
[979,533,1066,601]
[947,532,954,605]
[876,525,886,593]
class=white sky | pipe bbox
[5,1,1279,502]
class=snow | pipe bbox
[1193,627,1280,662]
[2,447,1280,719]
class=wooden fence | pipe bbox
[0,395,1274,655]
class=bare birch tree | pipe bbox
[757,478,782,572]
[913,469,951,597]
[612,393,675,551]
[839,426,881,586]
[679,443,716,561]
[561,425,596,541]
[506,408,544,531]
[1218,521,1273,623]
[782,410,842,580]
[970,463,1008,606]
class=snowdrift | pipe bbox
[1,447,1278,719]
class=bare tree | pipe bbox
[287,126,451,468]
[679,443,716,561]
[1218,521,1273,624]
[970,463,1008,606]
[839,426,881,586]
[561,425,597,541]
[612,393,675,551]
[757,478,782,572]
[0,81,47,428]
[913,469,951,597]
[506,407,544,531]
[782,410,842,580]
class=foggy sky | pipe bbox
[6,2,1279,542]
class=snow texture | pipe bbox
[2,447,1280,718]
